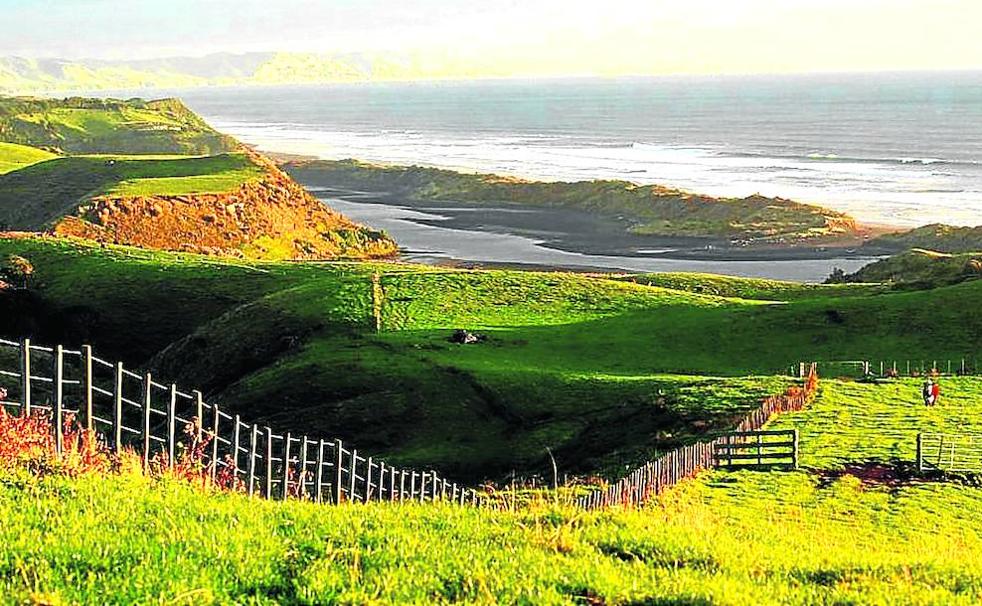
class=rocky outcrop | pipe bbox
[55,153,397,260]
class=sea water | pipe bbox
[176,72,982,228]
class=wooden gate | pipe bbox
[918,433,982,473]
[713,429,799,470]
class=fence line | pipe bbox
[0,338,481,507]
[577,364,819,510]
[0,336,826,511]
[806,359,979,379]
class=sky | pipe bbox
[2,0,982,76]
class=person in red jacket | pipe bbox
[922,378,941,406]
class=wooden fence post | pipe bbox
[300,436,310,500]
[167,384,177,469]
[141,373,152,468]
[265,427,274,499]
[82,345,94,432]
[210,404,220,481]
[113,362,124,452]
[53,345,64,454]
[378,462,386,502]
[232,415,242,481]
[372,271,383,333]
[334,439,344,504]
[349,449,358,502]
[315,439,325,503]
[282,433,293,500]
[20,338,31,416]
[247,425,258,496]
[391,467,398,502]
[194,391,204,442]
[792,429,800,470]
[916,433,924,473]
[400,470,407,501]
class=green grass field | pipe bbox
[0,96,238,155]
[0,153,265,229]
[0,141,57,175]
[1,236,979,480]
[98,153,265,196]
[771,378,982,469]
[4,377,982,604]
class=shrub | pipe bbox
[1,254,34,288]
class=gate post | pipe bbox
[792,429,799,470]
[916,433,923,473]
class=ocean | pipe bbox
[176,72,982,228]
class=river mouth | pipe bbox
[312,187,879,282]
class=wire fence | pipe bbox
[0,338,480,506]
[577,364,819,510]
[803,359,979,379]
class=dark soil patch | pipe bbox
[818,461,923,489]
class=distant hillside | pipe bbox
[867,224,982,254]
[0,52,422,93]
[0,96,238,155]
[284,159,862,245]
[840,248,982,287]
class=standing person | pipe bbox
[922,378,936,406]
[931,378,941,406]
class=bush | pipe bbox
[1,254,34,288]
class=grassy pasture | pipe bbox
[0,141,57,175]
[3,456,982,604]
[770,377,982,469]
[0,96,238,155]
[0,153,264,229]
[1,236,980,480]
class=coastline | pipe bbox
[310,186,879,282]
[312,186,884,263]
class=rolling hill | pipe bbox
[0,96,238,155]
[842,248,982,287]
[2,236,979,480]
[866,223,982,255]
[0,141,56,174]
[0,52,465,94]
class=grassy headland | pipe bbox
[0,96,237,155]
[867,223,982,255]
[0,96,397,260]
[839,248,982,287]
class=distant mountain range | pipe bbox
[0,52,438,93]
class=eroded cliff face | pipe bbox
[54,153,397,260]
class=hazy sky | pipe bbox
[2,0,981,76]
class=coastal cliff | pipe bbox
[54,153,396,260]
[0,96,398,261]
